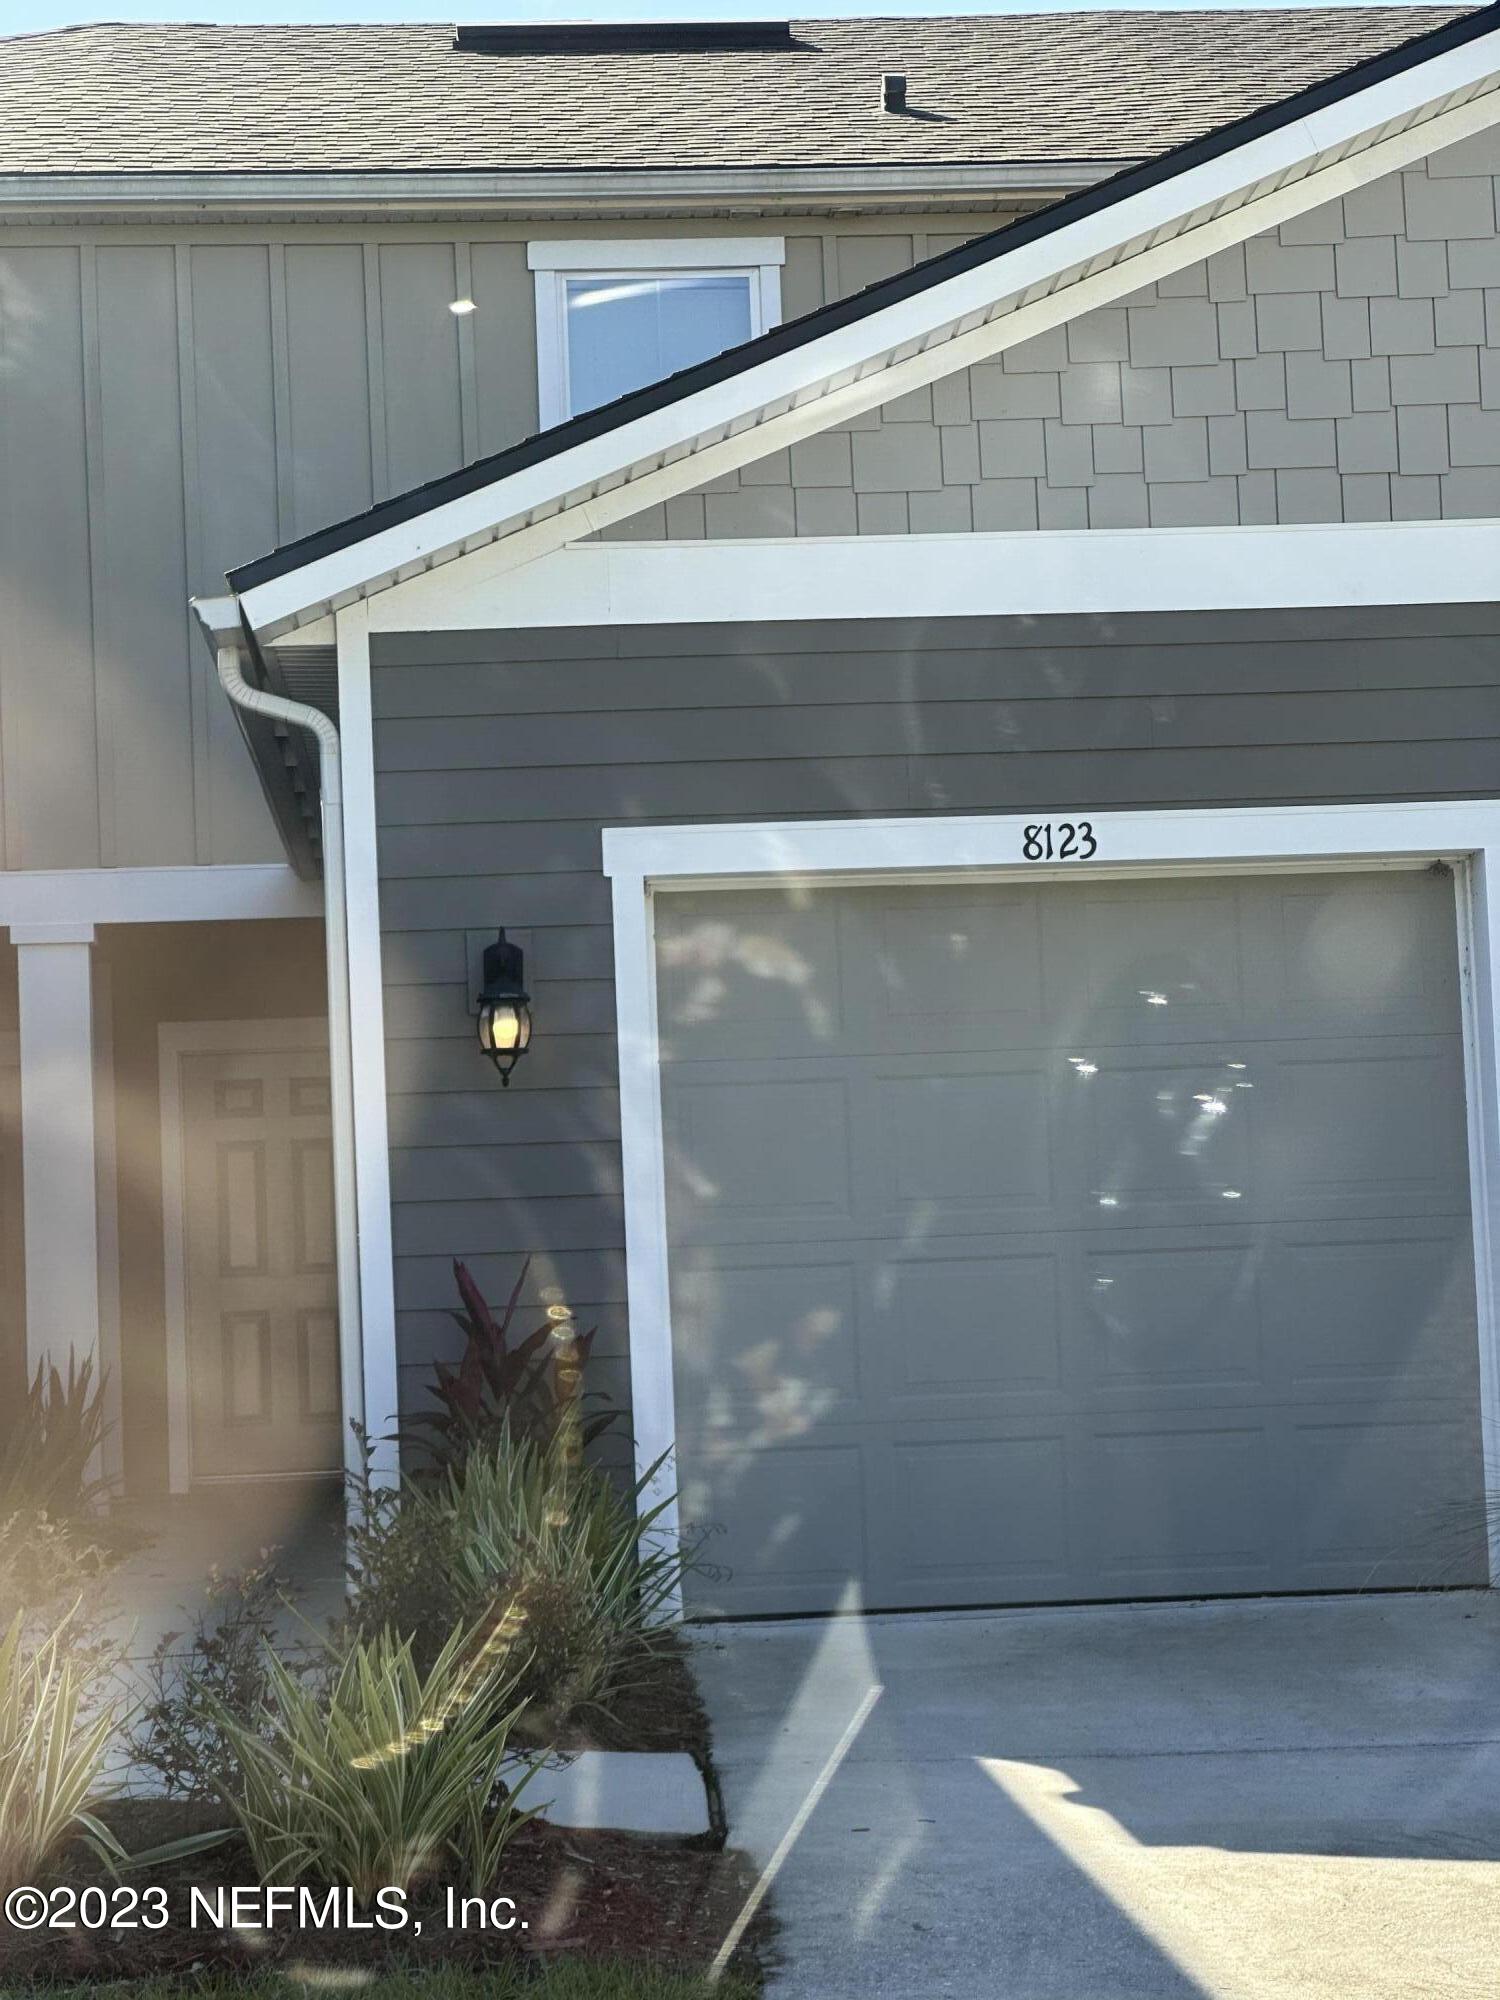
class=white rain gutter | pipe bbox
[197,610,366,1495]
[0,160,1109,220]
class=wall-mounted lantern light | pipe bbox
[476,929,532,1086]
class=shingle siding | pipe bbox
[618,144,1500,541]
[371,605,1500,1432]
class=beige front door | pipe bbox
[181,1044,341,1480]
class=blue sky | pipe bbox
[1,0,1458,31]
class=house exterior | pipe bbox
[5,7,1500,1615]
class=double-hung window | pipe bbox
[528,238,785,428]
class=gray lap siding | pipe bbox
[371,605,1500,1434]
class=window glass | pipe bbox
[564,272,754,415]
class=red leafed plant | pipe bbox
[400,1257,619,1468]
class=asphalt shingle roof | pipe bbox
[0,8,1470,176]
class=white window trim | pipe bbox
[529,236,785,428]
[159,1015,332,1496]
[603,799,1500,1616]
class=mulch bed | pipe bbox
[554,1633,712,1759]
[0,1807,772,1988]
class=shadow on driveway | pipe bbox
[692,1591,1500,1999]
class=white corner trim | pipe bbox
[237,35,1500,638]
[532,238,785,429]
[528,237,787,271]
[0,864,319,928]
[605,798,1500,1601]
[608,864,680,1600]
[335,603,402,1487]
[363,518,1500,634]
[159,1015,330,1496]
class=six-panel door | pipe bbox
[182,1047,341,1480]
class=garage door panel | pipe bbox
[1084,1059,1254,1209]
[877,1249,1063,1404]
[1290,1417,1485,1584]
[868,891,1045,1038]
[1269,878,1460,1031]
[877,1435,1071,1600]
[670,1254,864,1434]
[658,869,1487,1615]
[677,1438,867,1616]
[1075,889,1247,1031]
[1079,1240,1264,1394]
[655,891,847,1061]
[664,1074,854,1230]
[1084,1426,1275,1584]
[1268,1048,1468,1207]
[1268,1228,1479,1398]
[877,1069,1054,1213]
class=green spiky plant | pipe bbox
[0,1354,108,1524]
[0,1608,223,1891]
[407,1439,685,1741]
[0,1607,125,1891]
[199,1622,538,1903]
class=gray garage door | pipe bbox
[656,869,1488,1615]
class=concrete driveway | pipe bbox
[692,1593,1500,1999]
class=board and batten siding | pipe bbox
[0,211,1006,873]
[370,604,1500,1432]
[602,138,1500,541]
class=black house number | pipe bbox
[1023,820,1097,861]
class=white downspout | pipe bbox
[214,641,367,1497]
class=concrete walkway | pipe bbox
[692,1593,1500,2000]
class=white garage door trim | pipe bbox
[604,798,1500,1617]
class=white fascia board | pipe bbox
[0,864,319,926]
[364,519,1500,634]
[192,596,241,645]
[236,28,1500,640]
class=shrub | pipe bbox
[399,1259,618,1468]
[343,1481,466,1678]
[0,1513,129,1734]
[0,1605,125,1890]
[201,1623,537,1903]
[129,1557,309,1803]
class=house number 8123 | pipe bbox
[1023,821,1097,860]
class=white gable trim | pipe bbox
[359,520,1500,635]
[237,21,1500,642]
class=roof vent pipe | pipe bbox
[882,72,907,112]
